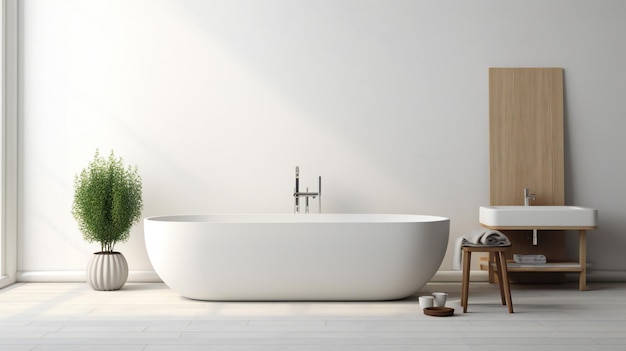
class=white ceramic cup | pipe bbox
[432,292,448,307]
[418,295,434,309]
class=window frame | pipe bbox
[1,0,18,289]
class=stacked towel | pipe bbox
[452,229,511,270]
[513,254,547,264]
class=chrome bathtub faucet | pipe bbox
[293,166,321,214]
[524,188,536,206]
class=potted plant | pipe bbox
[72,150,143,291]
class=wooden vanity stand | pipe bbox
[480,224,596,291]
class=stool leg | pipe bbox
[488,252,495,283]
[498,251,514,313]
[494,253,506,305]
[461,249,471,312]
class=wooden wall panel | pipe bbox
[489,68,566,276]
[489,68,564,206]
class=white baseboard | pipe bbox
[432,270,489,282]
[433,269,626,283]
[17,270,162,283]
[0,275,17,289]
[583,270,626,282]
[13,269,626,284]
[16,270,487,284]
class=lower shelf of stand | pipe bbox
[480,261,583,273]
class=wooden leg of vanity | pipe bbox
[579,230,587,291]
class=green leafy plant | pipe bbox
[72,150,143,253]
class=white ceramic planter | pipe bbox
[86,252,129,291]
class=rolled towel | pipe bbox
[482,234,506,245]
[452,229,511,270]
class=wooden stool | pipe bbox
[461,245,514,313]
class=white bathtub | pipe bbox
[144,214,449,301]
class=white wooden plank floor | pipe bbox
[1,282,625,350]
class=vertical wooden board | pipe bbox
[489,68,564,206]
[489,68,566,264]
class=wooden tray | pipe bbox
[423,307,454,317]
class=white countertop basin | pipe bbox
[479,206,598,228]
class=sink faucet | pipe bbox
[293,166,321,214]
[524,188,536,206]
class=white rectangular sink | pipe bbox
[479,206,598,228]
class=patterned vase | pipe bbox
[86,252,129,291]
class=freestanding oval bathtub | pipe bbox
[144,214,449,301]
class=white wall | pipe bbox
[17,0,626,279]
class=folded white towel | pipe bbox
[452,229,511,270]
[513,254,546,264]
